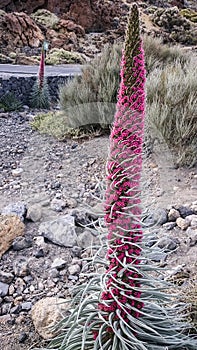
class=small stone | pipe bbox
[64,197,78,209]
[157,237,178,251]
[51,181,61,190]
[0,271,14,284]
[68,264,81,275]
[186,227,197,247]
[26,204,42,222]
[11,168,23,177]
[177,206,194,218]
[162,222,176,230]
[10,305,21,314]
[50,198,66,212]
[8,285,15,295]
[71,245,82,257]
[168,208,180,222]
[143,208,168,227]
[51,258,67,269]
[176,217,190,230]
[18,332,28,343]
[48,268,59,279]
[1,202,26,221]
[21,302,32,311]
[186,215,197,228]
[34,236,45,246]
[13,258,29,277]
[149,252,167,262]
[12,237,33,251]
[29,285,35,293]
[0,282,9,297]
[14,277,26,294]
[34,248,45,258]
[77,230,95,249]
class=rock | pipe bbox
[70,209,93,226]
[149,252,167,262]
[13,258,29,277]
[185,214,197,228]
[64,197,78,209]
[1,202,26,221]
[157,237,178,251]
[0,271,14,284]
[71,245,82,257]
[11,168,23,177]
[50,198,66,212]
[176,217,190,230]
[68,264,80,275]
[143,208,168,226]
[162,222,176,230]
[31,297,70,340]
[0,12,44,50]
[0,215,25,259]
[18,332,28,343]
[177,205,194,218]
[21,302,32,311]
[39,215,78,248]
[12,236,33,251]
[26,204,42,222]
[186,227,197,247]
[168,208,180,221]
[34,248,45,258]
[0,282,9,297]
[51,257,67,269]
[77,229,95,249]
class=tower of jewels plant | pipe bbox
[30,44,50,109]
[41,4,196,350]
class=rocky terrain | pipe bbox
[0,0,197,64]
[0,109,196,349]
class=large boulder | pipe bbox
[0,12,44,50]
[0,0,119,32]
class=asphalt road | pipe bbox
[0,64,82,76]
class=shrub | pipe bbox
[31,9,59,29]
[146,56,197,166]
[0,93,22,112]
[59,43,121,131]
[46,48,84,65]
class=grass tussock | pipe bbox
[146,56,197,166]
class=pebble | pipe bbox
[162,222,176,230]
[168,208,180,221]
[0,271,14,284]
[12,168,23,177]
[13,259,29,277]
[0,282,9,297]
[176,217,190,230]
[177,205,194,218]
[12,237,33,251]
[1,202,26,221]
[157,237,178,251]
[68,264,81,275]
[18,332,28,343]
[51,258,67,269]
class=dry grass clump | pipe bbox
[146,56,197,166]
